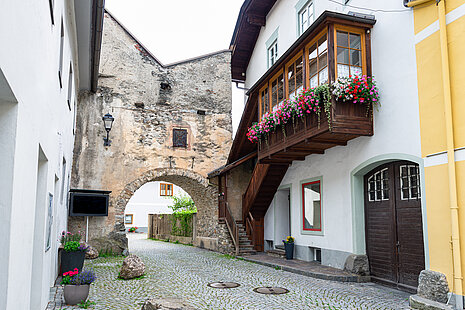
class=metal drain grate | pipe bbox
[207,282,241,289]
[253,287,289,295]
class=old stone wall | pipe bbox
[70,13,232,253]
[226,160,254,220]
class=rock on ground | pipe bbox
[417,270,449,303]
[119,254,145,279]
[141,298,196,310]
[85,246,99,259]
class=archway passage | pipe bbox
[114,168,218,250]
[364,160,425,291]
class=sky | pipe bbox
[105,0,246,136]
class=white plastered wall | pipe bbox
[0,0,80,309]
[246,0,421,265]
[124,181,190,229]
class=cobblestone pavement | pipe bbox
[52,234,411,309]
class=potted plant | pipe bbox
[283,236,295,260]
[128,227,138,233]
[62,268,96,305]
[60,231,88,273]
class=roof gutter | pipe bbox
[90,0,105,93]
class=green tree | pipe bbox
[167,194,196,237]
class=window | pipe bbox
[286,54,304,99]
[268,40,278,68]
[367,168,389,202]
[336,29,363,78]
[58,19,64,88]
[307,32,328,88]
[259,85,269,117]
[60,157,66,204]
[160,183,173,196]
[173,128,187,147]
[299,2,314,35]
[124,214,133,224]
[400,165,421,200]
[67,62,73,111]
[270,71,284,112]
[302,180,321,231]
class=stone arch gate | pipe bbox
[89,168,228,253]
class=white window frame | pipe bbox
[265,27,279,69]
[268,41,278,68]
[295,0,315,37]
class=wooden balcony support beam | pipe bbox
[310,138,347,146]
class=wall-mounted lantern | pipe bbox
[102,113,114,146]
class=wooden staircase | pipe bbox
[236,222,256,255]
[242,163,289,251]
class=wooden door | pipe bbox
[364,161,424,290]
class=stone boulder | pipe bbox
[344,254,370,276]
[141,298,196,310]
[119,254,145,279]
[417,270,449,304]
[85,246,99,259]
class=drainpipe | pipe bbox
[407,0,463,301]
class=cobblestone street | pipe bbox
[57,234,411,310]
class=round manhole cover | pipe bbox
[207,282,241,289]
[253,287,289,295]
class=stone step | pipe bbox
[239,250,257,255]
[266,249,286,258]
[240,244,254,249]
[275,245,285,250]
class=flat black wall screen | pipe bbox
[173,128,188,147]
[69,192,109,216]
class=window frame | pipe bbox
[160,183,173,197]
[259,84,270,119]
[265,27,279,69]
[48,0,55,25]
[58,18,64,88]
[301,177,323,235]
[333,25,367,78]
[285,52,305,100]
[305,29,329,89]
[268,40,278,68]
[124,214,133,225]
[299,1,315,36]
[172,128,188,148]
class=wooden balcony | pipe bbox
[258,100,373,163]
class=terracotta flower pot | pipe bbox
[63,284,90,305]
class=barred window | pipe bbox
[173,128,188,148]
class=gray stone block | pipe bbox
[417,270,450,304]
[409,294,454,310]
[344,254,370,276]
[119,254,145,279]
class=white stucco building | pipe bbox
[124,181,190,232]
[215,0,428,292]
[0,1,104,309]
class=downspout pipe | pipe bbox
[437,0,463,301]
[407,0,463,302]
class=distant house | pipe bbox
[210,0,465,304]
[0,0,104,309]
[124,181,190,232]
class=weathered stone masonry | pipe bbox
[70,12,232,253]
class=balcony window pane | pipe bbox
[349,33,361,49]
[310,75,318,88]
[277,74,284,106]
[350,49,361,66]
[351,66,362,77]
[318,68,328,85]
[319,51,328,69]
[337,47,349,64]
[337,31,348,47]
[296,59,303,90]
[288,64,296,94]
[337,64,350,78]
[318,34,327,52]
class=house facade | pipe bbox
[209,0,463,301]
[124,181,190,232]
[0,0,103,309]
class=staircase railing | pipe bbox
[245,212,255,248]
[242,163,270,219]
[224,202,239,256]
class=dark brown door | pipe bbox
[364,161,425,291]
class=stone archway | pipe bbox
[111,168,219,252]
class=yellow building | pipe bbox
[409,0,465,306]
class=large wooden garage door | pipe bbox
[364,161,425,291]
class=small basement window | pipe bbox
[173,128,188,148]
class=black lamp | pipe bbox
[102,113,114,146]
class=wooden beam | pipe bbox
[288,146,325,154]
[246,13,266,26]
[310,138,347,146]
